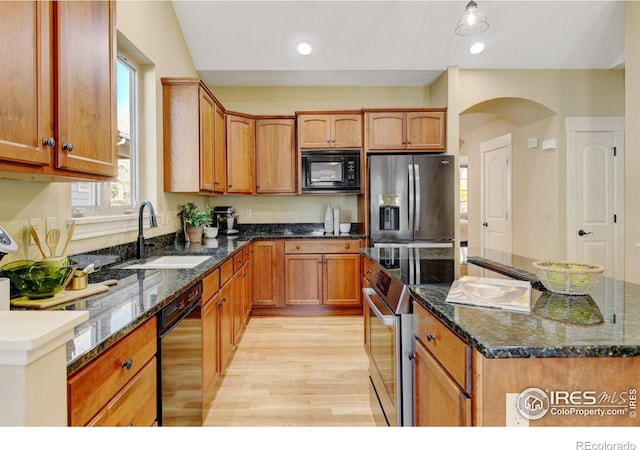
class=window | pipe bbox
[460,164,468,218]
[71,52,138,216]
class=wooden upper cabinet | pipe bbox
[365,109,446,152]
[226,113,255,194]
[255,118,296,194]
[0,1,53,167]
[297,113,362,149]
[162,78,224,193]
[0,0,117,180]
[214,105,227,193]
[55,0,117,177]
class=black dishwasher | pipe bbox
[157,281,203,426]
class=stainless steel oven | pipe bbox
[363,264,414,427]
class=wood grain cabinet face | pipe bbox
[67,317,157,426]
[253,240,280,307]
[284,239,362,307]
[365,109,446,152]
[255,118,296,193]
[162,79,224,193]
[297,113,362,149]
[0,1,117,180]
[226,114,255,194]
[413,303,471,427]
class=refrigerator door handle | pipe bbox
[414,164,421,231]
[408,164,415,231]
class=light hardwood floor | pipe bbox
[203,315,376,426]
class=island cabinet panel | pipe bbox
[472,351,640,427]
[297,113,362,149]
[413,303,472,427]
[0,0,117,181]
[253,240,283,307]
[364,109,446,152]
[226,113,255,194]
[255,118,297,194]
[67,316,157,426]
[162,78,224,193]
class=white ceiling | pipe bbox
[171,0,625,87]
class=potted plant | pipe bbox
[178,203,211,242]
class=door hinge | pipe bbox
[613,146,617,156]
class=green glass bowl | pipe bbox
[1,258,78,299]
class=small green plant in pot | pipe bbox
[178,203,211,242]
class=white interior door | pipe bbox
[566,117,624,279]
[480,134,512,254]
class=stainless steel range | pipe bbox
[363,245,454,426]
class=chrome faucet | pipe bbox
[137,200,158,259]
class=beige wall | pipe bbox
[625,1,640,284]
[456,69,624,264]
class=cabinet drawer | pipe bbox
[284,239,360,254]
[220,258,234,285]
[87,358,157,426]
[413,304,470,390]
[363,256,373,281]
[243,244,251,261]
[202,268,220,304]
[233,250,244,272]
[67,317,157,426]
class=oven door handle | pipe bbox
[363,287,396,326]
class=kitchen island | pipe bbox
[397,247,639,426]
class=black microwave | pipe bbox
[301,150,361,193]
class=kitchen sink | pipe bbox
[123,255,212,270]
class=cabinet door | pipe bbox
[255,118,296,193]
[242,250,253,323]
[298,115,331,148]
[406,111,446,151]
[284,254,323,305]
[366,112,406,150]
[332,114,362,148]
[55,0,117,177]
[232,269,244,345]
[226,114,255,194]
[202,292,219,406]
[414,339,471,426]
[323,254,361,306]
[199,87,216,191]
[0,1,53,167]
[213,104,226,193]
[218,280,234,373]
[253,241,279,307]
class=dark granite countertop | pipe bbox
[407,248,640,359]
[27,224,365,375]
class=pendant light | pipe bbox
[455,1,489,36]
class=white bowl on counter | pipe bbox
[339,223,351,233]
[204,226,218,238]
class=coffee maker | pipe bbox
[212,206,239,234]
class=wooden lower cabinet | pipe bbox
[202,268,220,408]
[414,338,471,426]
[67,317,157,426]
[283,239,362,309]
[218,264,234,373]
[253,240,281,307]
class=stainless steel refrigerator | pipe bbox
[369,154,455,244]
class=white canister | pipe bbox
[0,278,10,311]
[333,208,340,236]
[324,204,333,233]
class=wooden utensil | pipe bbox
[60,219,76,257]
[46,228,61,257]
[29,225,47,258]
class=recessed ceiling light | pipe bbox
[297,42,312,56]
[470,42,485,54]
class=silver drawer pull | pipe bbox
[121,358,133,370]
[426,333,436,342]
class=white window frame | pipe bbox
[69,47,150,241]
